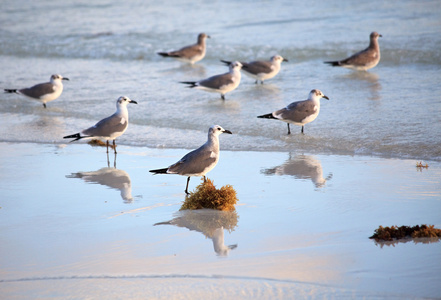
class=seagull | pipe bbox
[324,32,382,71]
[221,55,288,84]
[180,61,242,100]
[149,125,232,194]
[63,96,137,154]
[157,33,210,64]
[4,74,69,108]
[257,89,329,134]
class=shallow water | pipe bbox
[0,143,440,299]
[0,0,440,160]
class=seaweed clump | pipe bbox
[180,178,238,211]
[370,225,441,241]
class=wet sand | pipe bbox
[0,142,440,299]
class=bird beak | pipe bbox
[62,77,70,81]
[130,100,138,104]
[323,95,330,100]
[207,35,211,39]
[223,129,232,134]
[283,58,288,62]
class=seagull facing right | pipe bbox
[180,61,242,100]
[149,125,232,194]
[63,96,137,154]
[324,32,382,71]
[4,74,69,108]
[157,33,210,64]
[221,55,288,84]
[257,89,329,134]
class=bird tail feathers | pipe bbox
[324,61,340,67]
[4,89,19,94]
[149,168,169,174]
[63,133,87,142]
[179,81,197,88]
[257,113,277,120]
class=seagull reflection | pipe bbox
[343,72,381,101]
[262,154,332,188]
[154,209,238,256]
[66,167,133,203]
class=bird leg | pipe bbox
[106,140,109,154]
[113,140,117,154]
[287,124,291,135]
[221,94,225,100]
[203,176,207,182]
[43,103,47,108]
[185,177,191,195]
[301,126,304,134]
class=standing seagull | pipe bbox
[180,61,242,100]
[157,33,210,64]
[4,74,69,108]
[221,55,288,84]
[149,125,232,194]
[324,32,382,71]
[258,89,329,134]
[63,96,137,154]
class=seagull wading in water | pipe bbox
[258,89,329,134]
[63,96,137,154]
[180,61,242,100]
[157,33,210,64]
[324,32,382,71]
[149,125,232,194]
[221,55,288,84]
[4,74,69,108]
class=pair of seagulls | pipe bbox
[178,55,288,100]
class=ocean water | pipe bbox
[1,0,441,162]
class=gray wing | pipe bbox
[168,146,216,175]
[242,60,272,75]
[276,100,316,122]
[83,113,127,137]
[19,82,54,99]
[199,73,233,89]
[341,47,378,67]
[169,44,202,59]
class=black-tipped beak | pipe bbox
[223,129,232,134]
[130,100,138,104]
[207,35,211,39]
[323,95,329,100]
[63,77,70,81]
[283,58,288,62]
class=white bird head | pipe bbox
[50,74,69,82]
[209,125,232,137]
[116,96,138,107]
[271,55,288,63]
[309,89,329,101]
[229,61,243,71]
